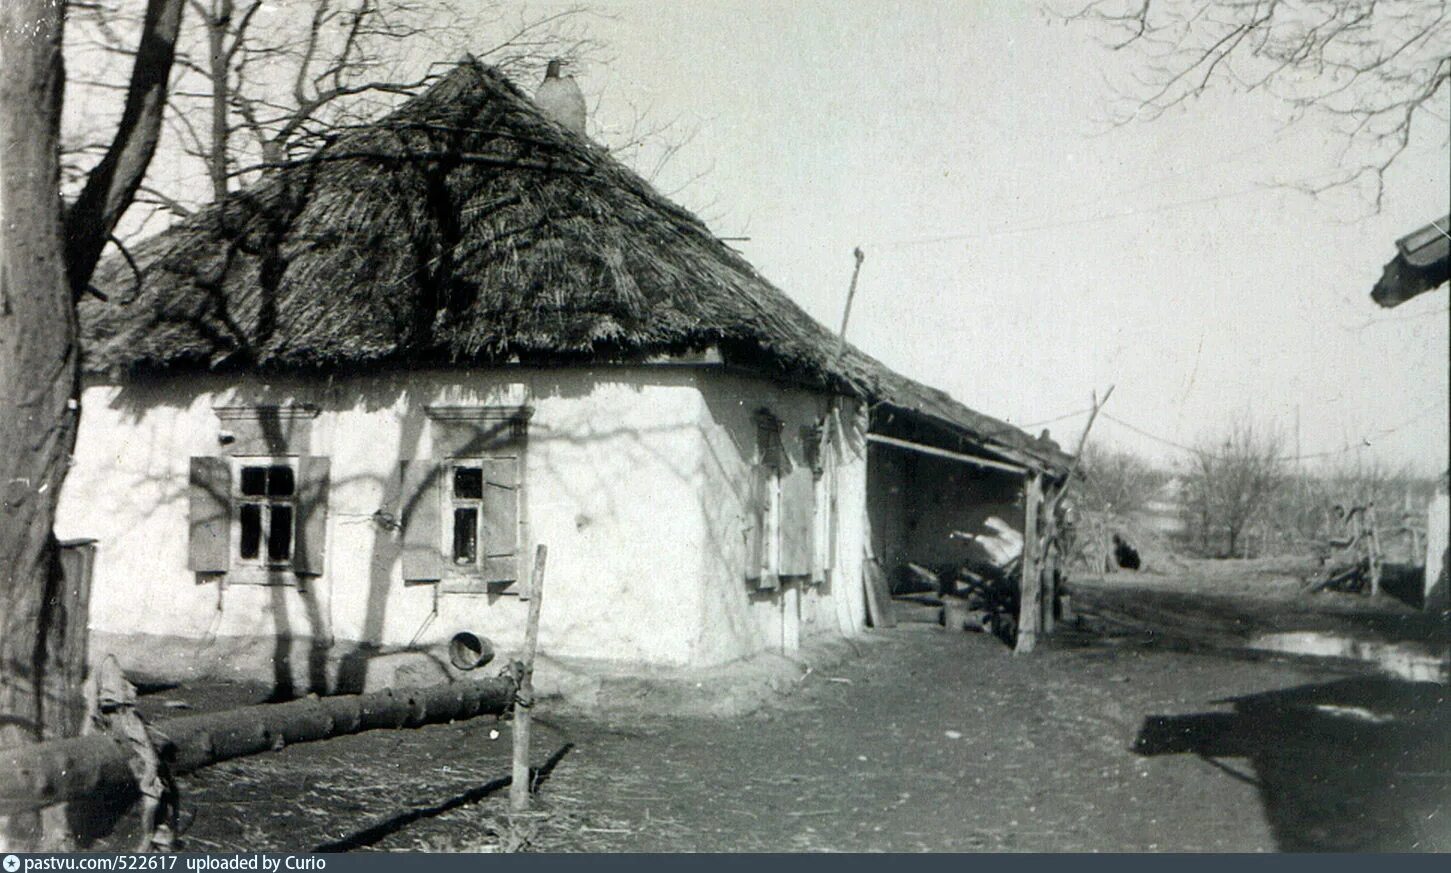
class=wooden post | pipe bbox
[1366,505,1383,597]
[1016,473,1043,654]
[511,544,547,812]
[1041,522,1058,635]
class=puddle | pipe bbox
[1249,631,1450,682]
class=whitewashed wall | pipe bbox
[58,366,866,689]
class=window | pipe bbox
[236,460,297,566]
[398,406,529,587]
[400,455,520,585]
[449,463,484,565]
[188,454,330,578]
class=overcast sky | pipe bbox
[565,0,1449,475]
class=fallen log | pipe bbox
[0,674,517,815]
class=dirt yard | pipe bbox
[97,562,1450,853]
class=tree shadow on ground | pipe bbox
[1135,675,1451,851]
[311,742,574,851]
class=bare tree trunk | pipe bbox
[0,0,82,852]
[204,0,232,201]
[3,0,185,851]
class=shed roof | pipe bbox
[82,60,1067,474]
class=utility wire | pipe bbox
[864,165,1354,251]
[1098,403,1444,464]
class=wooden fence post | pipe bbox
[511,544,548,812]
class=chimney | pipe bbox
[535,58,588,137]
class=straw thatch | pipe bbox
[82,59,1066,473]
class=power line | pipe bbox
[1099,403,1445,464]
[864,165,1353,251]
[1019,406,1094,430]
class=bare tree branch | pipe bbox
[1060,0,1451,205]
[64,0,187,300]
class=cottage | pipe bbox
[59,61,1067,693]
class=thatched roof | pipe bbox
[83,60,1066,473]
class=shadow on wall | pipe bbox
[1134,676,1451,851]
[97,367,777,694]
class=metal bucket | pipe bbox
[447,631,495,671]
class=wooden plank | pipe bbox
[187,457,231,572]
[399,460,442,582]
[779,459,815,577]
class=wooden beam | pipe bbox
[866,433,1028,476]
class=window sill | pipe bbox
[225,567,303,586]
[440,575,518,595]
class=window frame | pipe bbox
[445,458,486,570]
[230,455,300,572]
[439,454,522,582]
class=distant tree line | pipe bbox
[1071,421,1437,563]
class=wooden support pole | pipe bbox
[511,544,548,812]
[1042,516,1058,635]
[835,247,866,361]
[1016,472,1044,654]
[1367,505,1383,597]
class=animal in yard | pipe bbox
[1112,533,1141,571]
[535,58,588,137]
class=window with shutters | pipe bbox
[188,454,330,580]
[441,456,520,583]
[399,406,529,589]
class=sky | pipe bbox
[49,0,1450,475]
[561,0,1449,475]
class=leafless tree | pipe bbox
[1062,0,1450,207]
[67,0,602,213]
[1181,417,1288,557]
[1077,442,1168,517]
[1,0,185,850]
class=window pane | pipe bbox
[268,505,293,562]
[453,507,478,564]
[239,503,262,559]
[240,466,267,496]
[268,465,295,497]
[454,467,483,499]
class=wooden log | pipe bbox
[0,674,516,815]
[511,545,547,812]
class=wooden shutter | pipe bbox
[399,460,442,582]
[478,457,519,583]
[293,456,330,575]
[779,459,815,577]
[188,457,231,572]
[745,464,778,590]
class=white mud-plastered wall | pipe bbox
[58,366,867,694]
